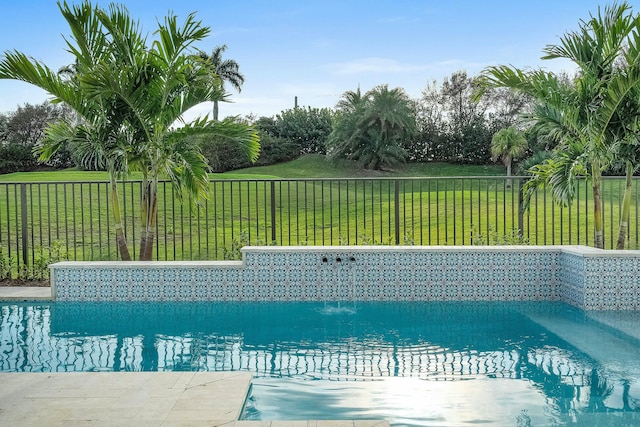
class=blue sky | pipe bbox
[0,0,613,120]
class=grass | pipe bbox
[223,154,506,179]
[0,155,507,182]
[0,155,636,278]
[0,170,112,182]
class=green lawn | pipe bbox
[223,154,506,179]
[0,154,506,182]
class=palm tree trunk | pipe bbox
[592,163,604,249]
[139,177,150,260]
[213,100,219,121]
[110,172,131,261]
[506,160,512,188]
[142,184,158,261]
[616,162,634,250]
[139,177,157,261]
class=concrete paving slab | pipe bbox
[0,372,252,426]
[0,372,390,427]
[0,286,52,300]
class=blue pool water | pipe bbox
[1,301,639,426]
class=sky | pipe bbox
[0,0,622,121]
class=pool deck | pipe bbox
[0,371,389,427]
[0,286,53,300]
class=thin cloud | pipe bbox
[328,58,428,75]
[278,82,339,97]
[327,58,485,76]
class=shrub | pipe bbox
[0,142,38,173]
[471,227,529,245]
[200,132,300,172]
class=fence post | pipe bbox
[270,181,276,243]
[518,179,525,237]
[20,183,28,269]
[394,180,400,245]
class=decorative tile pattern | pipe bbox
[582,256,640,310]
[559,252,585,308]
[49,246,640,311]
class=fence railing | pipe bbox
[1,176,639,278]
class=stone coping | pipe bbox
[51,260,244,268]
[0,286,53,300]
[48,245,640,270]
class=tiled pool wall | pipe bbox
[49,245,640,310]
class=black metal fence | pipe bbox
[1,176,639,278]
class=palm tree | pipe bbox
[335,86,364,113]
[0,1,260,261]
[613,102,640,249]
[478,2,640,249]
[0,1,139,260]
[198,44,245,121]
[328,85,416,170]
[85,10,259,260]
[491,126,527,187]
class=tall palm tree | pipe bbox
[198,44,245,121]
[491,126,528,187]
[86,11,259,260]
[478,2,640,249]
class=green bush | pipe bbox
[272,107,332,155]
[22,241,68,280]
[0,142,38,173]
[200,133,300,172]
[223,231,276,260]
[471,227,529,245]
[0,246,14,280]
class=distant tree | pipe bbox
[199,131,297,172]
[481,87,533,129]
[0,102,75,169]
[328,85,416,170]
[0,113,8,143]
[201,107,331,171]
[3,102,67,147]
[412,80,446,162]
[491,126,528,186]
[414,70,525,164]
[198,44,244,121]
[273,106,333,154]
[335,86,365,113]
[0,143,38,173]
[253,116,278,136]
[440,71,484,135]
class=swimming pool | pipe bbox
[1,300,639,426]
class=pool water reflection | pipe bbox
[1,301,639,426]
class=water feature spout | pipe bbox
[317,253,356,314]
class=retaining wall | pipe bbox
[49,245,640,310]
